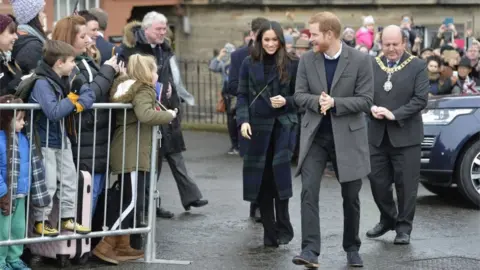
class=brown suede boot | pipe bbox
[92,236,119,265]
[115,234,144,261]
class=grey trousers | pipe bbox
[158,152,203,208]
[300,134,362,255]
[33,138,77,220]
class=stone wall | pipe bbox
[174,5,480,60]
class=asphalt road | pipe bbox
[33,131,480,270]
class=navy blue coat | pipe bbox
[96,35,117,65]
[236,56,298,202]
[228,45,250,96]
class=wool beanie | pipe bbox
[9,0,45,25]
[0,14,13,33]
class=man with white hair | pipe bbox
[117,11,208,221]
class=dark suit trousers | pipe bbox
[301,132,362,255]
[368,135,421,234]
[258,129,293,244]
[157,152,203,208]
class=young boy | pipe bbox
[30,40,95,236]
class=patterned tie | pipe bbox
[388,61,396,68]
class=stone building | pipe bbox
[1,0,480,60]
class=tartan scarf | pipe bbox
[6,128,50,212]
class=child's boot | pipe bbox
[92,236,119,265]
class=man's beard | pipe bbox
[315,41,330,53]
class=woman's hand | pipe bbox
[241,123,252,140]
[270,95,286,108]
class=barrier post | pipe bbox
[143,125,191,265]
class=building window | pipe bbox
[54,0,99,22]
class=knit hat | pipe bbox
[294,39,310,49]
[363,15,375,26]
[300,29,311,38]
[0,14,14,33]
[458,57,472,68]
[9,0,45,25]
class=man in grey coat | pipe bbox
[292,12,373,269]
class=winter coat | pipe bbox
[355,27,374,50]
[109,76,174,174]
[29,61,95,148]
[0,131,30,198]
[69,55,116,173]
[0,52,24,96]
[12,24,45,73]
[117,21,186,155]
[236,56,299,202]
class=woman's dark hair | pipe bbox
[251,20,296,83]
[27,14,46,38]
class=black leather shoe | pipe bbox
[292,251,319,269]
[347,251,364,267]
[156,207,174,219]
[185,199,208,211]
[394,233,410,245]
[366,223,394,238]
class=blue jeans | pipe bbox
[92,173,106,214]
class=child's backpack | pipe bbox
[14,73,46,103]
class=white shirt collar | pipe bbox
[324,42,342,60]
[98,32,104,38]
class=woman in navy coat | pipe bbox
[237,20,299,247]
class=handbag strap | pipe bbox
[249,84,269,108]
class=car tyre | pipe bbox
[456,140,480,209]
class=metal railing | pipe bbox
[0,103,190,266]
[178,60,227,125]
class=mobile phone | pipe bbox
[453,71,458,77]
[443,17,454,26]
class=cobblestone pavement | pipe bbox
[34,131,479,270]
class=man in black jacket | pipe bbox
[89,8,118,65]
[367,25,429,245]
[118,11,208,219]
[228,17,268,223]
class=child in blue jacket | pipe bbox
[0,95,51,270]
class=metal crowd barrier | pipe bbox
[0,103,190,266]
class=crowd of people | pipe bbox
[0,0,209,269]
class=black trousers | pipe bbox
[257,128,293,245]
[300,132,362,255]
[368,135,421,234]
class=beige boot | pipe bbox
[115,234,144,261]
[92,236,119,265]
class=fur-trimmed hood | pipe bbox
[110,75,142,103]
[122,21,146,48]
[122,21,173,51]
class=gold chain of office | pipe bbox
[375,54,415,73]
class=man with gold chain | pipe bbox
[366,25,429,245]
